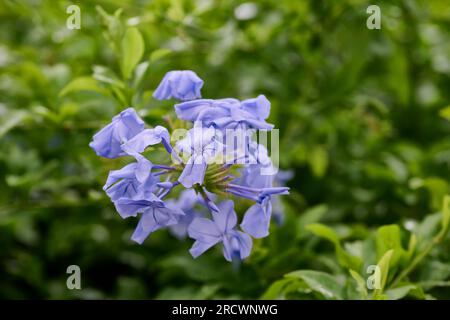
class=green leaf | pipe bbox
[306,223,363,271]
[121,27,144,79]
[261,278,292,299]
[59,77,106,96]
[297,204,327,237]
[349,269,368,299]
[376,225,407,268]
[149,48,172,64]
[439,195,450,238]
[406,233,417,261]
[133,61,150,88]
[0,110,28,138]
[416,212,441,245]
[308,146,328,177]
[423,177,449,210]
[384,284,417,300]
[96,6,124,52]
[93,66,125,88]
[373,249,393,297]
[439,105,450,120]
[286,270,344,300]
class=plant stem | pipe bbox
[391,235,441,288]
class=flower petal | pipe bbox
[178,156,207,188]
[222,231,253,261]
[187,217,221,243]
[240,199,272,238]
[213,200,237,233]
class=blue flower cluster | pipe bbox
[90,70,290,262]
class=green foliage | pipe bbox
[120,27,144,80]
[306,223,363,271]
[0,0,449,299]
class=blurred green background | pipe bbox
[1,0,450,299]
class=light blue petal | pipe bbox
[178,156,207,188]
[222,231,253,261]
[187,217,221,243]
[213,200,237,233]
[121,126,169,155]
[189,240,218,258]
[89,108,144,158]
[241,95,271,120]
[240,200,272,238]
[153,70,203,101]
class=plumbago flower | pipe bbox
[153,70,203,101]
[90,70,290,262]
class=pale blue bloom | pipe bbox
[89,108,144,158]
[174,95,273,130]
[121,125,171,155]
[167,189,203,239]
[91,76,290,262]
[112,192,184,243]
[131,200,185,244]
[174,98,237,126]
[271,170,294,224]
[239,186,289,238]
[238,141,274,189]
[176,126,222,188]
[103,156,156,202]
[153,70,203,101]
[240,196,272,238]
[188,200,252,261]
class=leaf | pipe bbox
[349,269,368,299]
[439,195,450,238]
[384,284,417,300]
[373,249,393,297]
[297,204,327,237]
[96,6,124,52]
[423,177,449,210]
[121,27,144,79]
[286,270,344,300]
[133,61,149,88]
[59,77,106,96]
[306,223,363,271]
[0,110,28,138]
[149,48,172,64]
[375,224,407,268]
[439,105,450,120]
[416,212,441,245]
[406,233,417,261]
[308,146,328,177]
[261,278,292,299]
[93,66,125,88]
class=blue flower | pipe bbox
[174,98,237,125]
[103,156,156,202]
[176,126,223,188]
[121,125,171,155]
[153,70,203,101]
[113,193,162,218]
[112,193,184,243]
[131,200,185,244]
[271,170,294,225]
[167,189,203,239]
[239,186,289,238]
[89,108,145,158]
[91,73,291,262]
[188,200,252,261]
[240,196,272,238]
[238,141,275,189]
[174,95,273,130]
[167,189,219,238]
